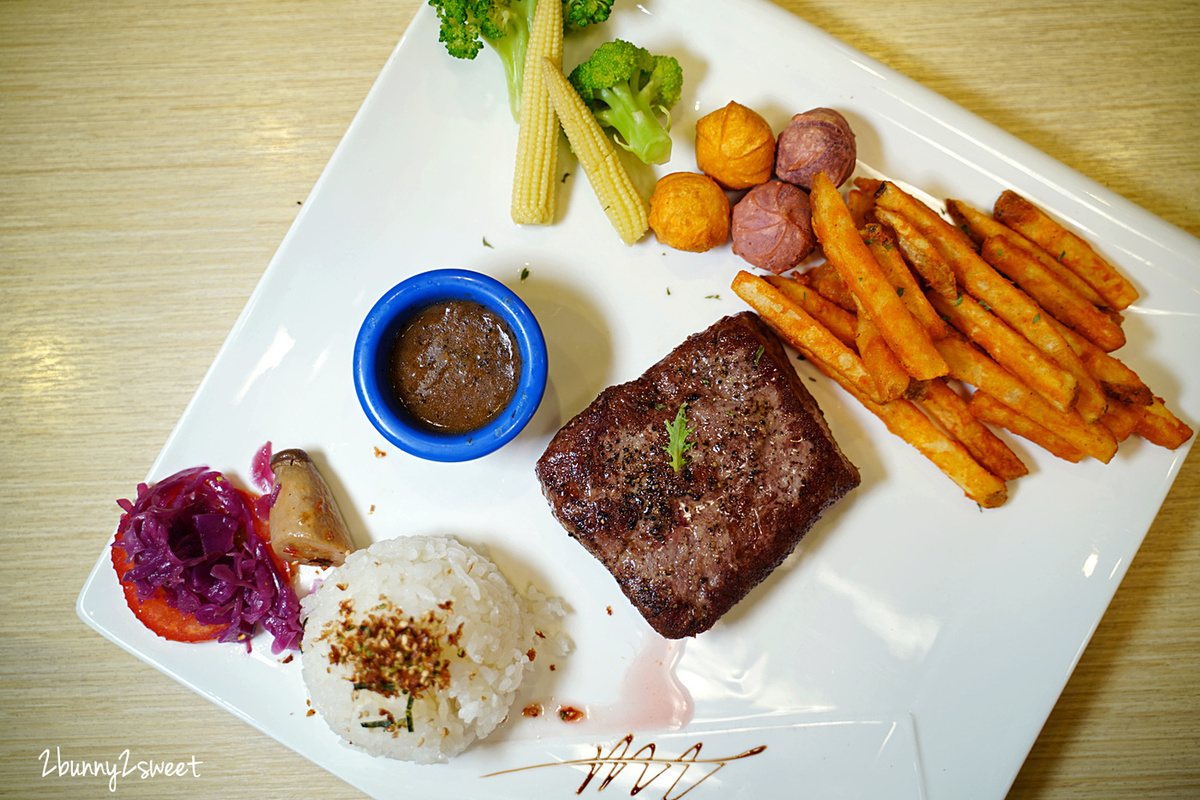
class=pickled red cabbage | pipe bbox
[112,466,302,652]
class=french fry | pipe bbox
[761,272,913,403]
[1135,396,1195,450]
[765,274,856,346]
[934,333,1118,463]
[993,190,1138,311]
[811,172,948,381]
[919,378,1029,481]
[1050,355,1109,424]
[847,187,875,228]
[830,367,1009,508]
[1047,316,1153,406]
[927,289,1078,413]
[1099,398,1147,442]
[852,296,910,402]
[852,177,883,197]
[968,391,1086,463]
[861,224,951,341]
[979,235,1125,352]
[946,198,1109,308]
[732,270,879,400]
[861,223,951,340]
[869,180,974,249]
[797,261,857,312]
[875,181,1105,422]
[872,206,957,299]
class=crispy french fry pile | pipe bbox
[733,171,1193,508]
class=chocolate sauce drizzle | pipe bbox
[482,733,767,798]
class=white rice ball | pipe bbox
[300,535,564,763]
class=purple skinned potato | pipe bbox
[775,107,856,190]
[732,180,818,273]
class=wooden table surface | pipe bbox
[2,1,1197,797]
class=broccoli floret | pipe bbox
[429,0,613,120]
[563,0,613,33]
[568,39,683,166]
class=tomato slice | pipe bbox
[111,534,226,643]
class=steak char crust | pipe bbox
[535,312,860,638]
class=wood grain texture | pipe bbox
[1,1,1196,797]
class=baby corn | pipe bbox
[510,0,563,225]
[540,57,649,245]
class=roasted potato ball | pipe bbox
[648,172,730,253]
[694,101,776,190]
[731,180,817,273]
[774,107,857,190]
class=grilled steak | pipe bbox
[536,312,859,638]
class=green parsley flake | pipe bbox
[664,403,694,473]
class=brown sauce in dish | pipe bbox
[388,299,521,434]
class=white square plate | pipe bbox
[78,2,1200,798]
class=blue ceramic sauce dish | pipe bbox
[353,269,548,461]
